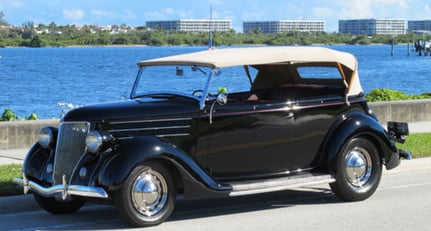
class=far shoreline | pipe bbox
[0,43,414,49]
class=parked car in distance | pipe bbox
[15,47,410,227]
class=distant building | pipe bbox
[243,20,325,34]
[339,19,406,36]
[408,20,431,34]
[146,20,232,33]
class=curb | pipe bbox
[383,157,431,175]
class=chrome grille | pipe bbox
[107,118,191,139]
[53,122,90,185]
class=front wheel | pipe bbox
[330,137,382,202]
[114,161,176,227]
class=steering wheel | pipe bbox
[192,90,204,97]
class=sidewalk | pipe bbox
[0,148,27,165]
[408,121,431,134]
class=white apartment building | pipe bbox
[339,19,406,36]
[146,20,232,33]
[408,20,431,34]
[243,20,325,33]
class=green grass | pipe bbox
[397,133,431,158]
[0,164,23,196]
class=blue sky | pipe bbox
[0,0,430,32]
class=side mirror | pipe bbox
[216,93,227,105]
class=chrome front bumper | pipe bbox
[14,174,108,200]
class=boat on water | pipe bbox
[414,39,431,56]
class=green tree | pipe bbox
[21,21,35,39]
[48,22,57,33]
[0,11,9,26]
[27,35,46,47]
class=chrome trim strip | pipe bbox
[14,177,109,199]
[157,133,190,137]
[108,125,190,133]
[109,117,192,124]
[115,133,190,140]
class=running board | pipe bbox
[225,174,335,197]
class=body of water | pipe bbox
[0,45,430,119]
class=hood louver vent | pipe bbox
[106,118,192,139]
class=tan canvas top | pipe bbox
[138,46,357,71]
[138,46,362,96]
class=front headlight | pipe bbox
[38,127,56,149]
[85,131,104,154]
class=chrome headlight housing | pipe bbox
[85,131,104,154]
[37,127,56,149]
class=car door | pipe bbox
[203,98,310,180]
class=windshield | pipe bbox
[131,65,211,98]
[131,65,257,101]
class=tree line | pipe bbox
[2,27,429,48]
[0,13,430,47]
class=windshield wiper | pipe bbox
[192,65,207,75]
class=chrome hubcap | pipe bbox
[345,147,372,187]
[131,169,168,218]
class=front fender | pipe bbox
[98,136,226,192]
[22,143,53,183]
[322,111,398,171]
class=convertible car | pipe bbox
[16,47,409,227]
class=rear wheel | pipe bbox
[114,161,176,227]
[330,137,382,201]
[34,194,86,214]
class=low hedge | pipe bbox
[1,109,38,121]
[366,88,431,102]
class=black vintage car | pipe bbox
[16,47,410,227]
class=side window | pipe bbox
[210,66,258,94]
[297,66,342,79]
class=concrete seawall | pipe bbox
[1,99,431,150]
[369,99,431,125]
[0,119,59,150]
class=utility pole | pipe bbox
[208,4,214,49]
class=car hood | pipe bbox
[62,98,200,122]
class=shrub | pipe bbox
[0,109,17,121]
[366,89,407,102]
[366,88,431,102]
[0,109,39,121]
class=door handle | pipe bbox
[285,112,294,119]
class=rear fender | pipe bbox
[321,111,397,171]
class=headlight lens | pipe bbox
[38,127,54,149]
[85,131,103,154]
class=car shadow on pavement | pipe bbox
[24,186,343,230]
[169,186,342,222]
